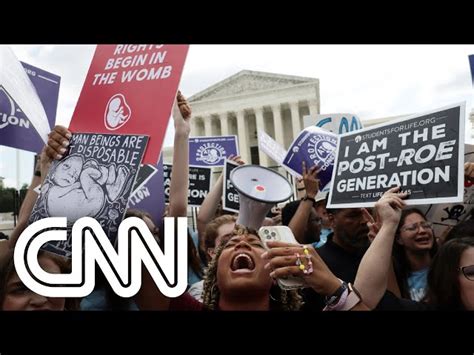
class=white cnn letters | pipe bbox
[14,217,188,298]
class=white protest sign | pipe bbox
[0,47,50,143]
[257,130,288,165]
[303,113,363,134]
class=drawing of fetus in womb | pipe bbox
[44,154,130,224]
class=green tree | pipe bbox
[0,186,17,213]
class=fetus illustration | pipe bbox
[104,93,131,130]
[45,155,130,224]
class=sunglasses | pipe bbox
[459,265,474,281]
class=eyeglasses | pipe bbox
[459,265,474,281]
[400,221,432,232]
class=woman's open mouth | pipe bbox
[230,253,256,273]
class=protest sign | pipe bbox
[69,45,189,164]
[189,135,239,167]
[127,156,165,227]
[223,159,240,213]
[187,166,211,207]
[257,130,287,165]
[0,61,60,153]
[163,164,211,206]
[131,164,158,194]
[303,113,363,134]
[29,132,148,257]
[282,126,338,190]
[328,103,466,208]
[0,48,51,145]
[421,144,474,239]
[469,54,474,85]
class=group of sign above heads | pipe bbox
[1,45,189,257]
[1,45,472,258]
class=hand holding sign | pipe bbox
[45,125,72,160]
[374,187,408,227]
[302,161,320,199]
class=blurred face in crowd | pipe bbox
[398,212,434,253]
[207,222,235,259]
[306,208,321,244]
[2,255,66,311]
[315,201,331,229]
[331,208,369,250]
[458,246,474,310]
[216,233,272,298]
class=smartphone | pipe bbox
[258,225,305,290]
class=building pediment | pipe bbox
[189,70,318,102]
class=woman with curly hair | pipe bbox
[201,225,302,311]
[136,224,367,311]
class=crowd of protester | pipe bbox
[1,91,473,311]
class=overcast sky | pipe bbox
[1,45,474,189]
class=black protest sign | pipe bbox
[223,159,240,213]
[188,166,211,207]
[328,103,465,208]
[29,132,148,258]
[163,164,211,206]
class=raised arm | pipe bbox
[135,91,191,310]
[167,91,191,218]
[362,208,401,297]
[353,187,407,309]
[196,155,244,239]
[288,162,319,243]
[9,138,69,249]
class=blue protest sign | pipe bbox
[0,62,60,153]
[189,135,239,167]
[127,156,165,227]
[282,126,338,191]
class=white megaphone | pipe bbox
[230,165,293,230]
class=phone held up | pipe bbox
[258,225,305,290]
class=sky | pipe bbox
[1,44,474,189]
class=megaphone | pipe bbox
[230,165,293,230]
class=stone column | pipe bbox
[470,110,474,141]
[236,110,250,163]
[290,102,301,139]
[272,104,284,147]
[220,113,230,136]
[255,107,270,167]
[308,99,319,117]
[190,119,197,136]
[203,115,212,137]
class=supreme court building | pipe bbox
[164,70,320,168]
[163,69,474,174]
